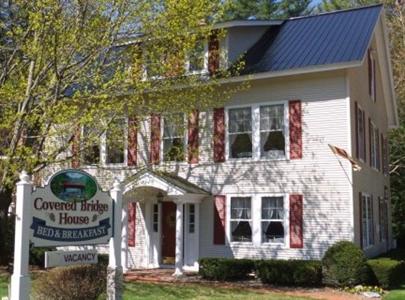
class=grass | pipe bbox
[0,274,9,298]
[123,282,310,300]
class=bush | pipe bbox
[368,258,405,289]
[30,247,55,268]
[256,259,322,286]
[33,259,107,300]
[0,215,14,266]
[322,241,371,287]
[198,258,254,281]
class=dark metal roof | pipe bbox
[242,4,382,74]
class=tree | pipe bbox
[223,0,311,20]
[318,0,380,11]
[0,0,243,215]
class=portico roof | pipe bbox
[122,169,210,201]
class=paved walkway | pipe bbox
[124,269,372,300]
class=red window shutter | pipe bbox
[369,118,372,166]
[71,126,81,168]
[128,202,137,247]
[213,108,225,163]
[354,102,359,158]
[289,100,302,159]
[359,192,363,249]
[188,110,199,164]
[362,111,366,161]
[208,31,219,76]
[376,128,381,171]
[213,195,226,245]
[290,194,303,248]
[149,114,161,165]
[368,49,372,96]
[128,117,137,166]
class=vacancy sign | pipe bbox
[45,250,98,268]
[30,169,113,247]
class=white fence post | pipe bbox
[10,171,32,300]
[107,179,123,300]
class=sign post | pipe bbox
[10,171,32,300]
[107,179,123,300]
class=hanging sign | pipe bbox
[45,250,98,268]
[30,169,113,247]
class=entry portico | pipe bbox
[121,169,209,276]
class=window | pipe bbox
[106,118,126,164]
[82,125,100,165]
[361,194,374,248]
[370,123,379,169]
[162,113,185,161]
[261,197,285,243]
[189,204,195,233]
[379,197,388,242]
[153,204,159,232]
[228,107,252,159]
[187,40,207,74]
[230,197,252,242]
[227,103,287,160]
[356,106,366,161]
[260,105,285,158]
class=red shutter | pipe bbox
[362,111,366,161]
[289,100,302,159]
[71,126,81,168]
[208,31,219,76]
[354,102,359,158]
[369,117,372,166]
[188,110,199,164]
[213,108,225,162]
[368,49,372,96]
[359,192,363,249]
[289,194,303,248]
[376,128,380,171]
[128,202,136,247]
[213,195,226,245]
[150,114,161,165]
[128,117,137,166]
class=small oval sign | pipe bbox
[50,170,97,202]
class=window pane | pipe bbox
[229,133,252,158]
[189,40,205,72]
[231,221,252,242]
[163,137,184,161]
[82,125,100,165]
[262,197,284,219]
[262,221,284,243]
[229,108,251,133]
[106,119,125,164]
[260,105,283,131]
[163,114,185,162]
[260,131,285,158]
[231,197,251,219]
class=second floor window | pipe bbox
[260,105,285,158]
[370,122,379,169]
[187,40,207,74]
[356,106,366,161]
[82,125,100,165]
[228,107,252,159]
[162,114,185,162]
[106,119,126,164]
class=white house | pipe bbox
[65,4,398,275]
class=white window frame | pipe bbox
[225,101,289,162]
[226,193,290,248]
[227,195,253,244]
[185,40,208,75]
[160,113,188,163]
[260,195,289,247]
[361,193,374,249]
[101,117,128,167]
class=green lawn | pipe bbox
[383,284,405,300]
[123,282,310,300]
[0,275,8,298]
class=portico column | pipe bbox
[121,200,129,274]
[173,200,184,276]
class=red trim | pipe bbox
[128,202,136,247]
[128,117,137,166]
[213,108,225,162]
[208,31,219,76]
[289,194,303,248]
[150,114,161,165]
[289,100,302,159]
[188,110,199,164]
[213,195,226,245]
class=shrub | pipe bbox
[368,258,405,289]
[256,259,322,286]
[322,241,371,287]
[198,258,254,281]
[33,259,107,300]
[30,247,55,268]
[0,215,14,266]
